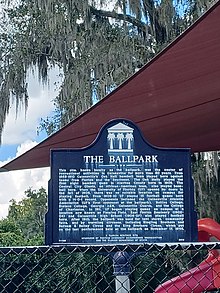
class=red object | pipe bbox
[198,218,220,242]
[155,218,220,292]
[155,254,220,293]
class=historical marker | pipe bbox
[45,119,198,245]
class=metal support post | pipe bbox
[113,251,131,293]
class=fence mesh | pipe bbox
[0,243,220,293]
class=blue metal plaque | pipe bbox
[45,119,198,245]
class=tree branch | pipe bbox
[89,6,149,34]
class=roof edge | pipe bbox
[37,0,220,140]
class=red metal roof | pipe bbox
[1,1,220,171]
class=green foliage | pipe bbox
[0,1,219,290]
[26,252,115,293]
[131,252,178,292]
[0,218,25,246]
[0,0,215,138]
[192,151,220,222]
[0,187,177,292]
[0,187,47,246]
[0,231,25,247]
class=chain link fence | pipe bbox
[0,243,220,293]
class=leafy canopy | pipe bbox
[0,187,47,246]
[0,0,215,140]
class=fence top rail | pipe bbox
[0,242,220,255]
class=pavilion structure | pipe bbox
[1,1,220,172]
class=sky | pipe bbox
[0,68,61,219]
[0,0,120,220]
